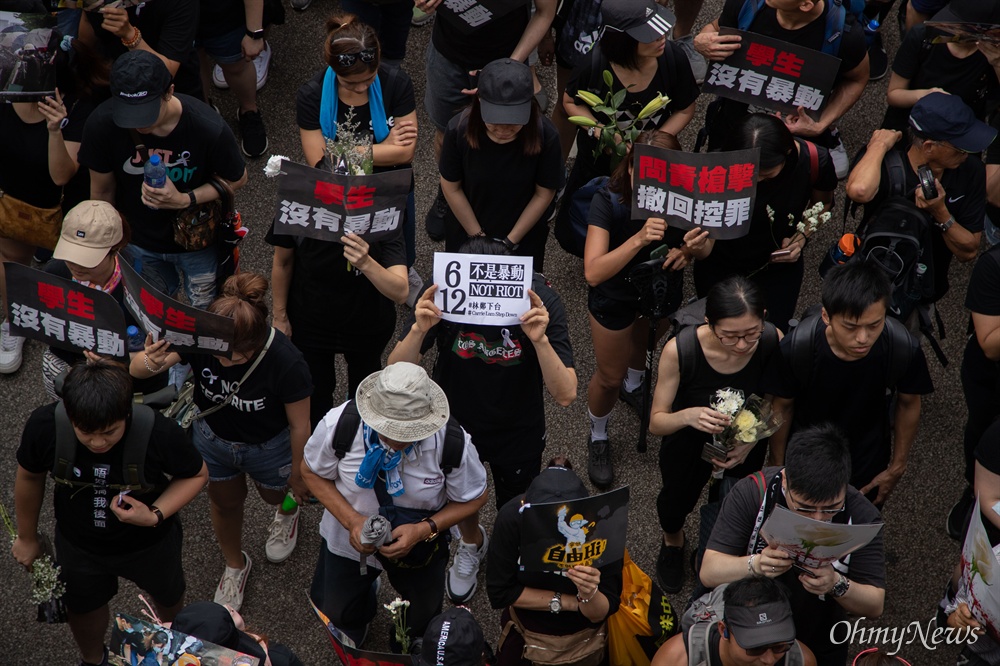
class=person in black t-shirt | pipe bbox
[693,114,837,332]
[701,425,886,666]
[80,51,248,309]
[763,262,933,507]
[846,94,996,301]
[13,359,207,666]
[131,273,312,612]
[694,0,869,176]
[583,132,710,490]
[440,59,563,272]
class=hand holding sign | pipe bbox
[781,106,826,138]
[414,285,444,333]
[519,290,550,343]
[694,30,742,61]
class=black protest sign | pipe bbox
[111,613,260,666]
[520,486,629,573]
[703,29,840,116]
[926,22,1000,45]
[309,599,415,666]
[0,12,58,102]
[437,0,529,34]
[120,261,235,357]
[4,262,127,359]
[631,144,759,240]
[272,160,410,243]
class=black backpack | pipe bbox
[557,178,629,258]
[52,402,157,492]
[331,400,465,475]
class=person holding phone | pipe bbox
[582,131,710,489]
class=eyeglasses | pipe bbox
[746,641,794,657]
[336,47,377,67]
[712,326,763,347]
[783,487,846,515]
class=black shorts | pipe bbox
[588,289,639,331]
[55,521,186,614]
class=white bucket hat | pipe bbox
[355,362,450,442]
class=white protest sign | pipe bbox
[432,252,532,326]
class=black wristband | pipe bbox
[246,28,265,40]
[187,190,197,208]
[150,506,164,527]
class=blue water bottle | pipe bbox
[126,325,145,353]
[143,154,166,189]
[863,18,880,46]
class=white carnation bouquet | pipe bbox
[703,388,783,476]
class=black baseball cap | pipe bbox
[909,92,997,153]
[478,59,533,126]
[600,0,676,43]
[415,607,485,666]
[171,601,267,662]
[725,601,796,650]
[932,0,1000,25]
[110,50,172,129]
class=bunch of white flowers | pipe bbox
[384,596,411,652]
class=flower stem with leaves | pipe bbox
[0,501,66,613]
[325,106,374,176]
[384,596,411,653]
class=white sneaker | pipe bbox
[212,42,271,91]
[446,524,488,604]
[265,506,299,563]
[214,551,252,611]
[0,321,25,374]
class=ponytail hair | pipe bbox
[324,13,381,77]
[208,273,270,356]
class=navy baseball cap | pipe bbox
[909,93,996,153]
[600,0,675,43]
[110,50,172,129]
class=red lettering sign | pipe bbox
[140,288,164,318]
[773,51,805,78]
[727,163,756,192]
[314,181,345,206]
[669,163,696,193]
[639,155,667,182]
[745,42,776,67]
[165,307,196,332]
[698,166,729,194]
[67,290,96,320]
[37,283,65,310]
[346,185,376,210]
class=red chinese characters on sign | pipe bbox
[669,163,696,193]
[140,288,164,318]
[314,181,345,206]
[639,156,667,183]
[745,42,776,67]
[346,185,376,210]
[38,283,65,310]
[165,307,196,332]
[67,290,96,320]
[727,163,755,192]
[773,51,805,78]
[698,166,728,194]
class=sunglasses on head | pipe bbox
[336,47,377,67]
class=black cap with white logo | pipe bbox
[600,0,675,43]
[110,50,172,129]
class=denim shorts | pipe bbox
[192,418,293,489]
[423,41,478,132]
[196,25,247,65]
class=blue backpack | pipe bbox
[556,177,629,258]
[736,0,865,57]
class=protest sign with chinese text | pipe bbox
[109,613,259,666]
[271,159,409,243]
[631,144,759,239]
[432,252,532,326]
[520,486,629,573]
[760,505,884,569]
[0,11,58,102]
[927,22,1000,45]
[120,261,235,357]
[703,29,841,116]
[959,498,1000,643]
[309,598,415,666]
[437,0,529,34]
[5,262,127,359]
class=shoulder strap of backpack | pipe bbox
[53,402,76,484]
[788,314,821,390]
[441,416,466,476]
[686,624,712,666]
[675,324,701,396]
[822,0,848,57]
[750,470,768,503]
[759,321,779,357]
[800,139,820,187]
[587,45,608,93]
[120,405,155,491]
[736,0,767,31]
[332,400,362,459]
[883,317,916,390]
[882,149,908,198]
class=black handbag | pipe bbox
[373,478,451,568]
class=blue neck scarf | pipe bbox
[355,423,412,497]
[320,67,390,143]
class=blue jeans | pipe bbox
[192,418,293,489]
[122,244,218,309]
[337,0,414,62]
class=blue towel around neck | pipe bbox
[319,67,390,144]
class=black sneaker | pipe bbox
[947,486,975,541]
[868,33,889,81]
[238,109,268,158]
[587,437,614,488]
[424,188,448,242]
[657,538,685,594]
[618,382,645,418]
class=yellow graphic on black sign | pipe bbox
[542,506,607,569]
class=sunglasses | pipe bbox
[745,641,794,657]
[336,47,377,67]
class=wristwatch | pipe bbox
[549,591,562,614]
[187,190,197,209]
[150,505,164,527]
[830,574,850,598]
[935,217,954,233]
[500,237,519,252]
[246,28,265,40]
[420,516,439,542]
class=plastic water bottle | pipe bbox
[863,18,880,46]
[143,154,166,189]
[819,233,858,277]
[280,492,298,512]
[126,325,145,353]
